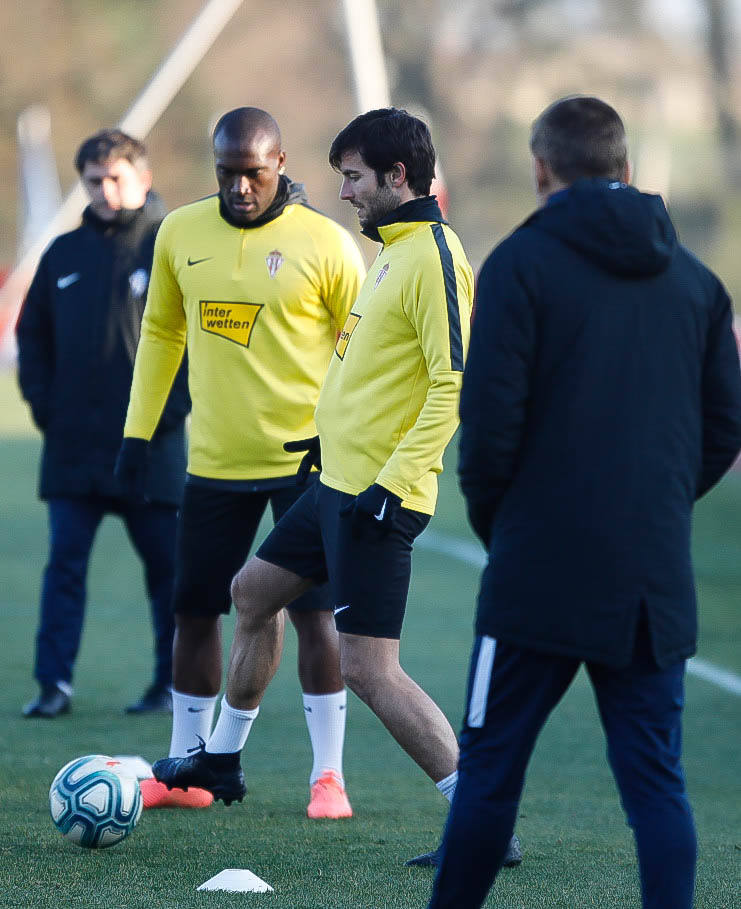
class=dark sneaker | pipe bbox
[22,684,70,719]
[125,685,172,714]
[152,743,246,806]
[405,833,522,868]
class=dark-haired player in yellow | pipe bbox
[150,108,516,867]
[116,107,365,817]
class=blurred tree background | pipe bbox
[1,0,740,285]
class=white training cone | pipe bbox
[197,869,274,893]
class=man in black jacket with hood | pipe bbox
[428,97,741,909]
[16,129,189,719]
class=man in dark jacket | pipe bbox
[16,129,189,719]
[428,97,741,909]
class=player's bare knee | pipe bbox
[230,563,264,620]
[340,656,379,705]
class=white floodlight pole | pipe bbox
[118,0,245,137]
[340,0,391,111]
[0,0,245,355]
[339,0,448,215]
[17,105,63,258]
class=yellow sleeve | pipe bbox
[124,221,187,440]
[322,226,366,329]
[376,240,473,499]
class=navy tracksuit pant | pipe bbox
[34,497,178,690]
[428,621,697,909]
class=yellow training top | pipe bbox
[315,198,473,514]
[124,191,366,480]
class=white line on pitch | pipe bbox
[417,528,741,697]
[686,658,741,695]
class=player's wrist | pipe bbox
[361,483,401,512]
[342,483,402,540]
[115,438,150,503]
[121,436,150,452]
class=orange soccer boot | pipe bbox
[307,770,352,819]
[139,776,214,809]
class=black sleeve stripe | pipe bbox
[430,222,464,371]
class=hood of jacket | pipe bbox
[527,178,677,277]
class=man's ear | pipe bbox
[532,156,551,197]
[387,162,407,189]
[621,160,632,184]
[140,169,154,194]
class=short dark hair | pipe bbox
[212,107,281,149]
[329,108,436,196]
[74,129,148,174]
[530,96,628,183]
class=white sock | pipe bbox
[436,770,458,803]
[206,696,259,754]
[169,690,218,758]
[303,690,347,787]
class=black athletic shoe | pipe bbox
[405,833,523,868]
[125,684,172,714]
[22,684,70,718]
[151,742,246,806]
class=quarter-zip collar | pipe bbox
[218,175,308,229]
[362,195,446,244]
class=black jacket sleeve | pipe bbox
[155,352,191,434]
[458,244,535,545]
[15,251,54,430]
[697,283,741,498]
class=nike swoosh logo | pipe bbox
[374,498,387,521]
[57,272,80,289]
[187,706,206,713]
[187,256,213,266]
[333,604,351,615]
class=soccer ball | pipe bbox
[49,755,142,848]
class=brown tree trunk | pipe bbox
[703,0,741,186]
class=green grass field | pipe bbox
[0,371,739,909]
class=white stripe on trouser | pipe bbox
[467,635,497,728]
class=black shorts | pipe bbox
[172,478,328,616]
[256,482,430,639]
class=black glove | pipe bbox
[466,500,495,549]
[114,437,150,504]
[29,400,49,432]
[284,436,321,485]
[340,483,402,540]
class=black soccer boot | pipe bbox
[152,741,246,806]
[405,833,522,868]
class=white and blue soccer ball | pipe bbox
[49,755,142,848]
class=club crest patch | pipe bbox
[199,300,264,347]
[335,312,361,360]
[265,249,284,278]
[374,262,390,289]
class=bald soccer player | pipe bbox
[116,108,365,817]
